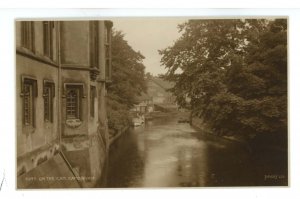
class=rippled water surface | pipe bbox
[104,117,287,187]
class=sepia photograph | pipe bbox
[16,17,288,189]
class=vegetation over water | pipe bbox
[159,19,287,145]
[107,30,147,135]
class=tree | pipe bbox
[107,30,147,133]
[160,20,245,112]
[225,19,287,137]
[159,19,287,140]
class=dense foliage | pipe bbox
[159,19,287,139]
[107,30,147,133]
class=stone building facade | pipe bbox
[16,20,112,188]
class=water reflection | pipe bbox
[104,116,287,187]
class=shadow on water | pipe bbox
[105,127,146,188]
[103,116,288,188]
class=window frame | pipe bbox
[90,86,96,118]
[43,21,54,59]
[90,21,99,68]
[43,80,55,123]
[104,21,113,81]
[20,75,37,127]
[21,21,35,52]
[64,83,85,121]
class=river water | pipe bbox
[104,116,287,188]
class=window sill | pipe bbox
[66,119,82,128]
[97,78,112,83]
[23,125,36,134]
[44,120,54,125]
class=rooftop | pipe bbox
[148,76,174,90]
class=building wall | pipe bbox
[88,81,99,137]
[97,21,110,152]
[16,55,59,156]
[58,22,110,187]
[60,70,90,137]
[60,21,90,66]
[16,21,61,178]
[147,79,176,105]
[16,20,112,188]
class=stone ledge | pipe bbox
[17,140,60,177]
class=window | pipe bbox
[104,21,113,81]
[43,80,55,122]
[21,76,37,127]
[21,21,35,52]
[43,21,54,59]
[90,86,96,117]
[65,84,84,120]
[66,87,80,119]
[105,59,110,80]
[90,21,99,68]
[24,83,33,125]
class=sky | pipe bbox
[112,18,188,76]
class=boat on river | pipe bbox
[132,116,145,127]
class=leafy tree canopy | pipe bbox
[159,19,287,137]
[108,30,147,108]
[107,30,147,132]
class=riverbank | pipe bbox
[146,111,175,120]
[109,126,130,146]
[191,116,288,155]
[191,116,252,152]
